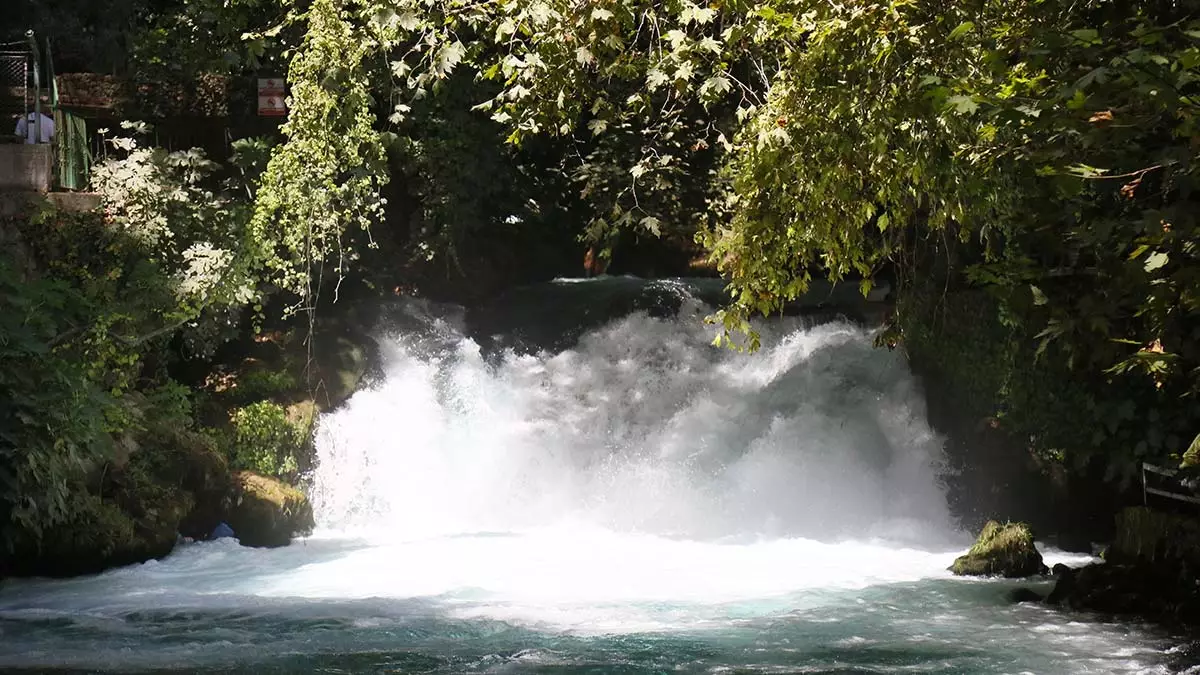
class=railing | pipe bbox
[0,31,86,191]
[1142,462,1200,506]
[1,32,46,145]
[0,41,32,140]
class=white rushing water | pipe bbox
[0,280,1188,673]
[312,292,955,544]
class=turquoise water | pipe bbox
[0,536,1185,673]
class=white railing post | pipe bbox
[25,31,40,145]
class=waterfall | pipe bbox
[0,279,1171,675]
[310,279,954,546]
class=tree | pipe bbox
[255,0,1198,478]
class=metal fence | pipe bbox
[0,45,31,126]
[0,50,28,86]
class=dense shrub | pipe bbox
[229,402,302,479]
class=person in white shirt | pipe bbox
[14,112,54,144]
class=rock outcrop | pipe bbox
[1046,506,1200,623]
[0,423,229,578]
[225,471,314,547]
[951,521,1048,578]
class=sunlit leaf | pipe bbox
[1144,252,1169,272]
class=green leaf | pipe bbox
[370,8,398,30]
[946,95,979,114]
[698,36,722,54]
[674,61,695,82]
[1144,252,1169,272]
[397,12,421,31]
[948,21,975,41]
[681,3,716,25]
[666,30,689,50]
[1183,432,1200,468]
[433,41,466,78]
[700,75,732,97]
[1074,67,1109,90]
[1031,285,1048,306]
[1066,163,1106,178]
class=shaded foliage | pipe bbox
[0,262,114,546]
[228,401,301,479]
[254,0,1198,485]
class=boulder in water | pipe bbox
[1008,587,1044,604]
[1045,564,1077,606]
[951,521,1047,578]
[225,471,314,547]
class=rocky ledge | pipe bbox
[1044,506,1200,624]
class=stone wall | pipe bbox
[0,145,52,192]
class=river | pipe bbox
[0,278,1190,673]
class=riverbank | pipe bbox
[1045,506,1200,626]
[946,505,1200,638]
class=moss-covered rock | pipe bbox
[111,469,195,558]
[311,333,369,410]
[0,415,241,578]
[171,429,235,539]
[225,471,314,547]
[3,481,193,577]
[951,521,1048,577]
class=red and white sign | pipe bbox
[257,77,287,116]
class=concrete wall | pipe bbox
[0,191,101,217]
[0,145,52,192]
[46,192,101,212]
[0,191,101,282]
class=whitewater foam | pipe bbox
[311,296,955,546]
